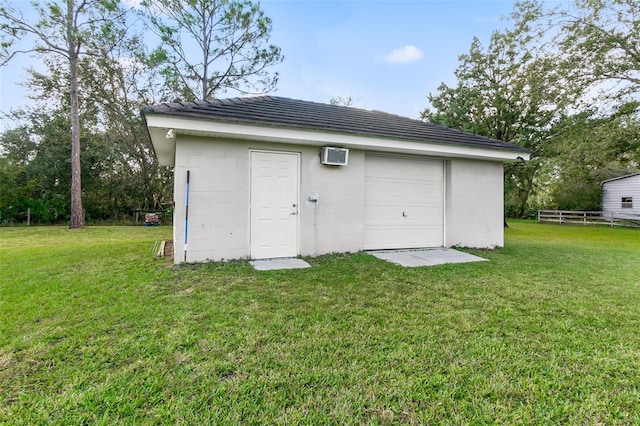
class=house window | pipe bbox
[622,197,633,209]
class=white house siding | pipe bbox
[172,136,506,263]
[601,174,640,216]
[445,159,504,249]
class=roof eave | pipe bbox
[144,113,532,166]
[601,172,640,186]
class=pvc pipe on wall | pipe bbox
[184,170,190,262]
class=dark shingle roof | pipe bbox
[142,96,531,154]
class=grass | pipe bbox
[1,221,639,424]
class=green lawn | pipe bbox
[1,222,639,424]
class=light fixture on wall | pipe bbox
[165,128,174,139]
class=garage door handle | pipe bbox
[403,211,407,217]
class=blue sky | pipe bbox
[0,0,516,129]
[261,0,515,118]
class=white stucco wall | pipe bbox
[445,159,504,249]
[299,149,365,257]
[173,137,250,262]
[173,136,365,263]
[172,136,506,263]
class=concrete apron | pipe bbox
[250,258,311,271]
[368,248,488,267]
[249,248,487,270]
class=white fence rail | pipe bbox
[537,210,640,227]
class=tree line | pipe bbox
[0,0,281,225]
[1,0,639,225]
[424,0,640,218]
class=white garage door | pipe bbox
[364,155,444,250]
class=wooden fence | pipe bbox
[538,210,640,227]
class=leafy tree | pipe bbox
[545,102,640,210]
[1,1,174,225]
[422,29,575,218]
[509,0,640,211]
[513,0,640,104]
[330,96,353,107]
[80,29,174,215]
[0,112,73,223]
[0,0,127,228]
[16,48,174,221]
[0,127,33,223]
[141,0,283,101]
[425,1,640,216]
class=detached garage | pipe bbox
[143,96,530,264]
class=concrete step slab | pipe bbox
[250,258,311,271]
[368,248,488,267]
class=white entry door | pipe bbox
[250,151,299,259]
[364,155,444,250]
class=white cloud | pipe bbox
[377,45,424,64]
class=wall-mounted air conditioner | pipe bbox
[320,147,349,166]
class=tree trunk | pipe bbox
[518,172,535,219]
[68,0,84,229]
